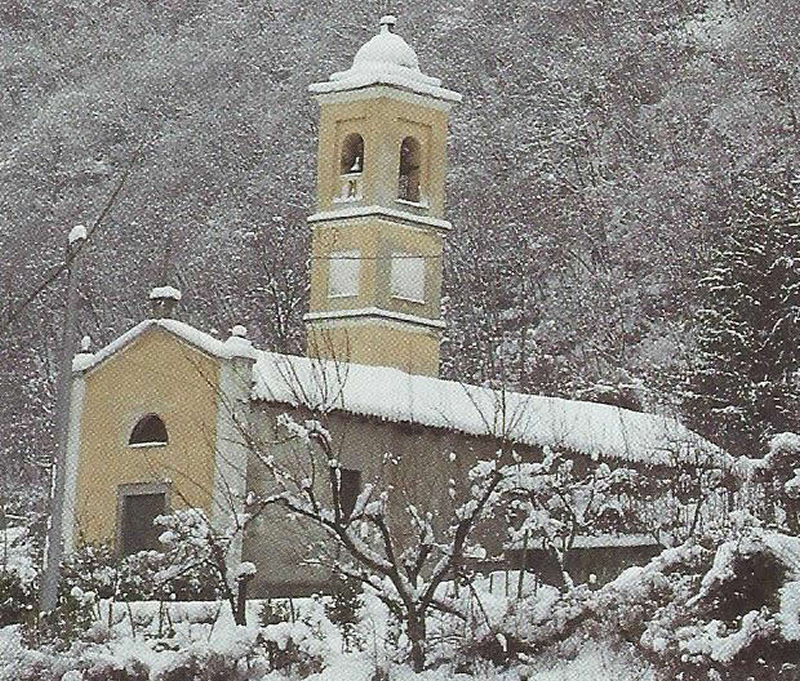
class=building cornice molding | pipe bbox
[304,306,446,331]
[310,81,461,108]
[307,205,452,233]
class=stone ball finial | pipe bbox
[68,224,87,245]
[80,335,92,352]
[231,325,248,338]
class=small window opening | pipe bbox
[341,133,364,174]
[338,468,362,521]
[129,414,168,447]
[391,252,426,302]
[398,136,422,203]
[338,133,364,201]
[329,250,360,298]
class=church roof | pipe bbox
[251,352,744,472]
[73,318,746,472]
[309,15,462,103]
[71,318,257,373]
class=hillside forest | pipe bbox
[1,0,799,499]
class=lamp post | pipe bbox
[40,224,86,611]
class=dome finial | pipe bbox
[379,14,397,33]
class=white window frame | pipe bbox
[390,252,425,303]
[328,250,360,298]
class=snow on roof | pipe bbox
[252,353,738,469]
[76,318,740,469]
[72,319,257,373]
[309,16,462,103]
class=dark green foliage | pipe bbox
[325,576,362,649]
[84,660,150,681]
[157,651,245,681]
[23,585,96,650]
[684,178,800,457]
[257,598,291,626]
[0,568,35,626]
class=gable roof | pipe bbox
[75,319,746,471]
[71,318,257,374]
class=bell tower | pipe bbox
[305,15,461,376]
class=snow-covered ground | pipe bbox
[3,519,800,679]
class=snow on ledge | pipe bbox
[252,353,740,469]
[310,70,462,103]
[72,319,257,373]
[307,204,452,232]
[149,285,182,301]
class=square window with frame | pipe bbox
[390,253,425,303]
[329,250,360,298]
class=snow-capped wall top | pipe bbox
[251,352,740,470]
[72,318,257,373]
[309,16,462,103]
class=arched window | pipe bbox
[338,133,364,201]
[340,133,364,175]
[129,414,168,447]
[398,136,422,203]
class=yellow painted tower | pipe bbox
[305,15,461,376]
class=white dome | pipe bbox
[309,15,461,104]
[352,17,420,72]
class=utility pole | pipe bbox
[40,224,86,611]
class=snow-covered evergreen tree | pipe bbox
[685,176,800,457]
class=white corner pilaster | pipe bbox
[61,375,86,554]
[212,353,254,581]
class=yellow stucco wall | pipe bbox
[307,323,440,377]
[72,328,220,547]
[308,217,443,319]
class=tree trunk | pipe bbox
[408,611,427,672]
[786,497,800,536]
[234,576,251,626]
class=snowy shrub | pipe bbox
[501,448,659,590]
[0,568,36,626]
[752,432,800,533]
[118,549,218,602]
[61,541,118,600]
[632,525,800,681]
[259,598,332,675]
[0,522,39,626]
[325,575,362,649]
[156,649,248,681]
[258,598,292,626]
[23,583,97,650]
[83,658,150,681]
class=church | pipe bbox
[56,16,735,596]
